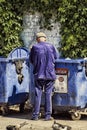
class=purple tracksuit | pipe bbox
[30,42,58,119]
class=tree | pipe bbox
[0,0,87,58]
[58,0,87,58]
[0,0,24,57]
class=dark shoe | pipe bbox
[44,116,54,121]
[31,117,38,120]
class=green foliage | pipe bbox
[22,0,87,58]
[0,0,24,57]
[0,0,87,58]
[57,0,87,58]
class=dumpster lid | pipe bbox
[0,57,8,62]
[55,58,87,64]
[8,47,29,59]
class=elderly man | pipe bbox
[30,32,58,120]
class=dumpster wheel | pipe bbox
[71,112,81,120]
[19,102,25,113]
[1,105,9,116]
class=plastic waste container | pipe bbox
[53,59,87,120]
[0,47,30,115]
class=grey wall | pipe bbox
[21,13,61,54]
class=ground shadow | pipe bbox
[0,106,87,121]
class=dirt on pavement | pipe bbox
[0,105,87,130]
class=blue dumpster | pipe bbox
[53,59,87,120]
[0,47,30,115]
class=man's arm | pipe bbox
[29,46,34,64]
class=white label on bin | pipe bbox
[54,68,68,93]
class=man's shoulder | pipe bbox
[32,44,39,48]
[45,42,54,48]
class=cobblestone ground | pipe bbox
[0,105,87,130]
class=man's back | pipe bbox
[30,42,58,80]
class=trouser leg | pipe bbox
[45,80,54,119]
[32,80,42,118]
